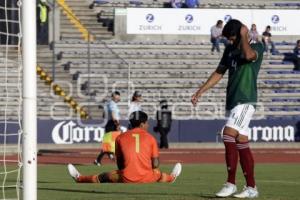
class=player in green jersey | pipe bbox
[191,19,264,198]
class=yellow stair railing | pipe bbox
[37,65,89,119]
[56,0,94,41]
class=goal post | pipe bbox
[22,0,37,199]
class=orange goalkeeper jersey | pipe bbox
[115,128,160,183]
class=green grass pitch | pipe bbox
[1,164,300,199]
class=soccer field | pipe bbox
[33,164,300,200]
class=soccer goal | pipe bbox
[0,0,37,200]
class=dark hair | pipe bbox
[131,91,141,101]
[112,91,120,97]
[297,40,300,45]
[222,19,242,39]
[160,100,168,109]
[129,111,148,128]
[217,20,223,26]
[266,25,271,29]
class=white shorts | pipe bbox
[225,104,255,136]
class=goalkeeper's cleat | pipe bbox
[68,164,81,182]
[215,182,237,197]
[234,186,259,198]
[170,163,182,183]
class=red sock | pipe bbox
[77,175,99,183]
[237,142,255,188]
[223,134,238,185]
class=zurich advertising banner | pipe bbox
[126,8,300,35]
[0,119,299,144]
[252,10,300,36]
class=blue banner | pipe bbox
[0,119,299,144]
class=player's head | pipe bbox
[216,20,223,28]
[296,40,300,47]
[222,19,242,48]
[160,100,168,109]
[131,91,142,102]
[129,111,149,130]
[251,24,257,31]
[111,91,121,103]
[265,25,271,32]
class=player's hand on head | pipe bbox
[240,25,249,37]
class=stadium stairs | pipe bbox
[57,0,113,41]
[56,0,94,41]
[36,45,104,120]
[36,65,89,119]
[37,0,300,120]
[53,40,300,120]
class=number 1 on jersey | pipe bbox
[132,134,140,153]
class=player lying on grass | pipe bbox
[192,19,264,198]
[68,111,182,183]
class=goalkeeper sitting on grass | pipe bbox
[68,111,182,183]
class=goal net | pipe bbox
[0,0,23,199]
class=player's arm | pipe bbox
[111,112,120,126]
[191,71,224,106]
[110,104,120,130]
[151,137,160,169]
[115,138,124,170]
[152,157,160,169]
[240,25,257,61]
[192,46,229,106]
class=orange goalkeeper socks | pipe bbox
[158,173,175,183]
[76,175,99,183]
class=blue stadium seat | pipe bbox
[269,61,293,65]
[265,80,300,84]
[274,3,300,7]
[273,41,295,45]
[93,0,110,5]
[271,98,300,102]
[269,107,300,112]
[273,89,300,93]
[267,70,300,74]
[129,1,143,6]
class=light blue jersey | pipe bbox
[106,100,120,120]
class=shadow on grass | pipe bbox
[199,194,219,199]
[39,187,204,198]
[38,181,59,184]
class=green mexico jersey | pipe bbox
[216,42,264,110]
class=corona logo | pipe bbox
[249,125,294,142]
[52,121,105,144]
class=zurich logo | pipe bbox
[146,14,154,23]
[271,15,280,24]
[185,14,194,23]
[224,15,232,23]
